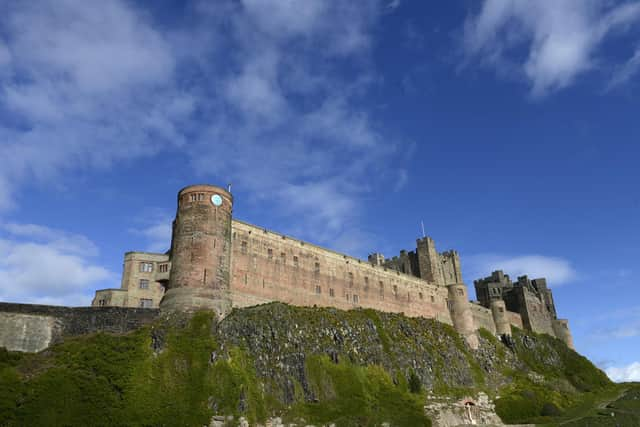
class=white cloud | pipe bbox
[0,0,190,211]
[386,0,401,12]
[2,223,99,256]
[609,45,640,88]
[129,215,173,254]
[606,361,640,382]
[0,224,114,306]
[465,253,577,286]
[0,0,406,257]
[463,0,640,97]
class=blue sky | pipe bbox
[0,0,639,381]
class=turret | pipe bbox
[447,283,479,349]
[552,319,575,350]
[417,237,442,285]
[161,184,233,318]
[490,300,511,337]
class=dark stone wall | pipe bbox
[0,302,159,348]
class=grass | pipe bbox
[286,354,431,427]
[0,303,620,426]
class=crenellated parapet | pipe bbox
[90,183,574,351]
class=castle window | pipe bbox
[393,285,398,299]
[139,262,153,273]
[244,274,248,285]
[348,272,354,287]
[419,292,423,300]
[430,295,435,303]
[293,256,299,267]
[241,241,248,254]
[139,279,149,289]
[315,285,321,294]
[281,252,286,264]
[457,288,464,297]
[268,248,273,259]
[329,288,335,297]
[190,194,197,202]
[364,276,369,291]
[98,299,106,306]
[353,294,359,304]
[345,293,350,301]
[139,298,153,308]
[159,263,169,273]
[379,281,384,299]
[197,193,204,201]
[498,307,504,313]
[314,262,320,274]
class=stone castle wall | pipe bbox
[230,220,453,324]
[505,287,555,336]
[470,303,497,334]
[0,302,159,352]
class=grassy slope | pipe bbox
[0,304,620,426]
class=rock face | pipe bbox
[0,302,611,427]
[217,303,490,403]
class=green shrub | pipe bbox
[408,372,422,394]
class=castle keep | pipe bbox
[92,184,574,350]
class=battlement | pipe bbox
[473,269,569,348]
[88,184,574,351]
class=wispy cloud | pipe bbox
[0,223,114,306]
[608,45,640,88]
[462,0,640,97]
[606,361,640,382]
[0,0,404,256]
[464,253,577,286]
[128,212,173,254]
[590,305,640,340]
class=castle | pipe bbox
[91,184,573,350]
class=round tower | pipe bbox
[552,319,575,350]
[161,184,233,318]
[446,283,479,349]
[490,299,511,337]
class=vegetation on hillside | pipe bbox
[0,303,626,426]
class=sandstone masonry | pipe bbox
[90,184,573,350]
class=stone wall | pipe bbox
[0,303,159,352]
[507,311,524,329]
[230,220,454,324]
[469,303,496,334]
[507,288,555,336]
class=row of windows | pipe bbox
[139,279,165,291]
[189,193,206,202]
[314,285,359,303]
[241,274,438,304]
[97,298,153,308]
[138,262,169,273]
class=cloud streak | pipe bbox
[463,0,640,97]
[0,223,114,306]
[464,253,577,286]
[606,361,640,382]
[0,0,403,256]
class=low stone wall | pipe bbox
[0,302,159,352]
[469,303,496,334]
